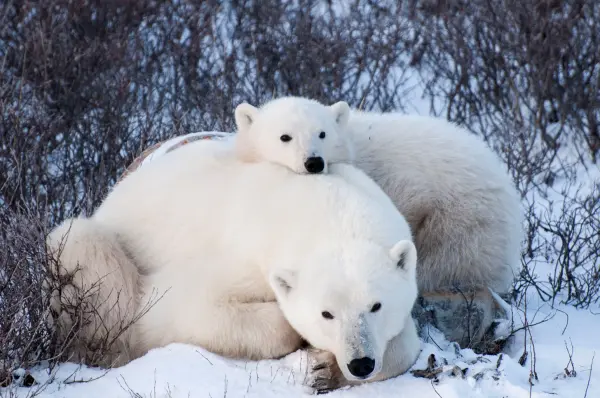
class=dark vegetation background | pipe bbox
[1,0,599,380]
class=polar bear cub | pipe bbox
[48,139,421,389]
[234,96,354,174]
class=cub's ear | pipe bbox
[329,101,350,127]
[389,240,417,273]
[235,103,258,133]
[269,269,297,298]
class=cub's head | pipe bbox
[268,239,418,382]
[234,96,353,174]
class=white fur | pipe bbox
[48,139,420,383]
[232,96,524,295]
[234,97,353,173]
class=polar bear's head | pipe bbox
[234,96,353,174]
[269,239,418,382]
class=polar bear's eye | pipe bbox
[321,311,334,320]
[370,302,382,313]
[280,134,292,142]
[319,131,326,139]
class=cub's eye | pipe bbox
[321,311,334,320]
[370,302,382,313]
[280,134,292,142]
[319,131,326,139]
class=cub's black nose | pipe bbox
[304,156,325,173]
[347,357,375,378]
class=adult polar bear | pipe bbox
[233,96,524,349]
[48,138,421,391]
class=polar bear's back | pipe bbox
[346,111,523,293]
[347,112,511,189]
[346,110,521,241]
[93,139,411,273]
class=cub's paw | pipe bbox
[304,349,348,395]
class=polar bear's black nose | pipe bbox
[347,357,375,378]
[304,156,325,173]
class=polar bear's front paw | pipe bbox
[305,349,348,395]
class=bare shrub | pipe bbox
[407,0,600,165]
[0,202,163,386]
[405,0,600,307]
[1,205,57,374]
[0,0,417,217]
[517,180,600,308]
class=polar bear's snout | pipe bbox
[347,357,376,378]
[337,311,384,381]
[304,156,325,173]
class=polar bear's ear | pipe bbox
[269,269,298,297]
[329,101,350,127]
[389,240,417,272]
[235,103,259,133]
